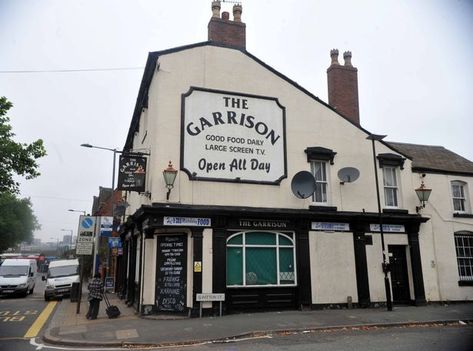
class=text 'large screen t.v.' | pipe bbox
[156,235,187,312]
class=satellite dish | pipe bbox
[291,171,316,199]
[337,167,360,184]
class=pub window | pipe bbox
[226,231,296,287]
[311,161,328,204]
[383,166,399,207]
[454,231,473,283]
[304,147,336,205]
[377,153,405,208]
[451,181,469,213]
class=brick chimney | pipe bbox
[208,1,246,50]
[327,49,360,126]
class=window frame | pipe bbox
[226,231,297,288]
[454,231,473,284]
[451,180,468,214]
[311,160,329,205]
[382,166,400,208]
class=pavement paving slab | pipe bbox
[42,293,473,347]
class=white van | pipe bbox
[43,259,79,301]
[0,258,37,297]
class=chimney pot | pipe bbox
[233,4,242,22]
[330,49,340,65]
[343,51,353,66]
[208,3,246,49]
[211,1,221,18]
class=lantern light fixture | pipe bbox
[163,161,178,200]
[415,175,432,213]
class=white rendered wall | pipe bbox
[202,228,213,308]
[309,231,358,304]
[125,46,414,217]
[142,237,156,305]
[417,172,473,301]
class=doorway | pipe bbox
[388,245,411,304]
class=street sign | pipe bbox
[76,216,96,255]
[105,277,114,291]
[196,293,225,302]
[100,216,113,238]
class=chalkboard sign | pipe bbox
[156,235,187,312]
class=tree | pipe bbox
[0,97,46,252]
[0,192,40,252]
[0,96,46,194]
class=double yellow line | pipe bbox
[24,301,57,338]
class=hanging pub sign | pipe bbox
[117,155,147,192]
[181,87,287,184]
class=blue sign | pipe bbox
[108,237,122,248]
[81,217,94,229]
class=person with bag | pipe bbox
[86,273,104,320]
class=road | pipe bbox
[0,274,57,351]
[153,324,473,351]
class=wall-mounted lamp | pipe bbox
[163,161,178,200]
[415,176,432,213]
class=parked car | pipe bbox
[43,259,79,301]
[0,258,37,297]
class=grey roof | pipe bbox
[387,142,473,176]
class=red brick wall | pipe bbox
[208,17,246,50]
[327,61,360,126]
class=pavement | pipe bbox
[42,292,473,348]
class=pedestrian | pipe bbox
[86,273,104,320]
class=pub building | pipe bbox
[116,2,473,316]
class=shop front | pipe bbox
[119,204,427,316]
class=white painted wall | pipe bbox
[142,237,156,305]
[309,231,358,304]
[417,172,473,301]
[124,44,473,305]
[125,45,412,216]
[202,228,213,308]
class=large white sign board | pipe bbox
[76,216,96,256]
[181,88,287,184]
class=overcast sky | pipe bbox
[1,0,472,243]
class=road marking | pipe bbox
[30,337,124,350]
[24,301,57,338]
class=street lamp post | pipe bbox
[80,143,120,191]
[367,134,393,312]
[81,143,122,279]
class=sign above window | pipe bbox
[181,87,287,184]
[163,216,211,227]
[311,222,350,232]
[369,224,405,233]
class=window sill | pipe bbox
[453,213,473,218]
[458,280,473,286]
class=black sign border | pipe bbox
[180,86,287,186]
